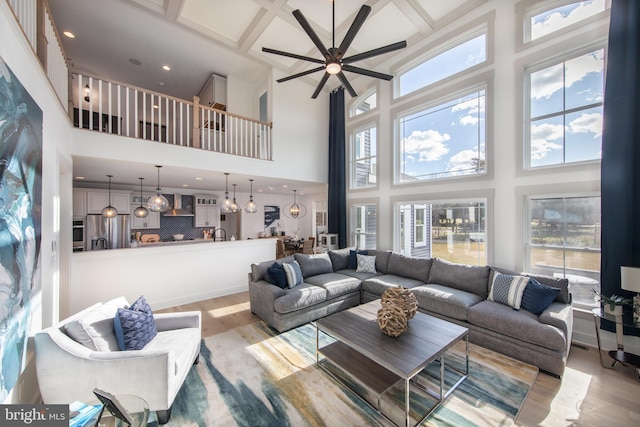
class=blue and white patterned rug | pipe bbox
[152,322,538,427]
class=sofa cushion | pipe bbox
[114,306,158,351]
[273,283,328,314]
[488,273,529,310]
[362,274,424,297]
[356,254,377,274]
[468,300,566,351]
[387,253,432,282]
[328,248,352,271]
[64,300,123,351]
[283,260,303,288]
[412,285,484,321]
[521,278,561,315]
[367,250,392,274]
[304,273,361,299]
[266,262,288,289]
[294,253,333,278]
[336,269,379,281]
[428,258,490,298]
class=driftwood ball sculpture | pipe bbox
[381,286,418,320]
[377,303,408,337]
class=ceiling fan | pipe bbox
[262,1,407,99]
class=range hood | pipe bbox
[163,194,194,217]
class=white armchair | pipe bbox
[34,297,201,424]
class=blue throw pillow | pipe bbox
[348,249,369,270]
[266,262,288,289]
[283,260,303,288]
[129,295,153,314]
[521,278,561,316]
[114,306,157,351]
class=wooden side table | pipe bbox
[592,308,640,381]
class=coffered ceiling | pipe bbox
[50,0,486,100]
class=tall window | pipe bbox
[525,0,606,42]
[352,126,377,188]
[352,204,376,249]
[398,200,486,265]
[526,196,601,307]
[526,48,604,168]
[351,91,377,117]
[398,89,485,182]
[398,33,487,97]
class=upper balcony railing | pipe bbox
[73,73,272,160]
[8,0,272,161]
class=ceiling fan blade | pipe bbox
[336,72,357,98]
[342,64,393,81]
[262,47,325,65]
[342,40,407,64]
[292,9,331,61]
[336,5,371,60]
[277,66,325,83]
[311,73,331,99]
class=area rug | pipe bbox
[152,322,538,427]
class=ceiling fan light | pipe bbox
[326,62,341,75]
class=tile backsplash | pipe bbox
[132,195,212,240]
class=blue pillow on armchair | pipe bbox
[114,295,157,351]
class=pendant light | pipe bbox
[221,173,232,213]
[101,175,118,218]
[134,177,149,218]
[289,189,300,218]
[231,184,239,212]
[147,165,169,212]
[245,179,257,213]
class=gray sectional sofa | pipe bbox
[248,248,573,377]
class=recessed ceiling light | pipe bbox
[267,186,274,191]
[195,177,203,181]
[129,58,142,66]
[162,65,171,71]
[75,176,85,180]
[158,82,165,87]
[258,189,263,192]
[182,184,189,187]
[282,185,288,188]
[63,31,75,38]
[153,105,159,109]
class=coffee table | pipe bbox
[315,300,469,427]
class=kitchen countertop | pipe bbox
[135,238,231,247]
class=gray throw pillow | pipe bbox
[64,300,123,351]
[328,248,352,271]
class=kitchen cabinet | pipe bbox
[73,190,87,218]
[194,195,219,228]
[130,206,160,229]
[87,191,131,214]
[198,73,227,110]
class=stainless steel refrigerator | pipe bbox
[85,214,131,250]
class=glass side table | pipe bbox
[592,308,640,381]
[88,394,149,427]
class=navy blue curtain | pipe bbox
[600,0,640,333]
[328,88,347,248]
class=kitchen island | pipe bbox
[71,238,275,313]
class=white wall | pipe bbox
[1,1,74,404]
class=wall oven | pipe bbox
[72,219,85,252]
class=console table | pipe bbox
[592,308,640,380]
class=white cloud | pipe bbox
[459,115,479,126]
[447,149,483,172]
[531,0,605,39]
[402,130,450,161]
[452,95,485,126]
[531,123,564,160]
[568,112,602,138]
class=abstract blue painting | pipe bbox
[0,56,43,401]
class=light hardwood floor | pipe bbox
[158,292,640,427]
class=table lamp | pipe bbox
[620,266,640,322]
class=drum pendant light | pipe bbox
[231,184,239,212]
[221,173,232,213]
[101,175,118,218]
[134,177,149,218]
[147,165,169,212]
[289,189,300,218]
[245,179,257,213]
